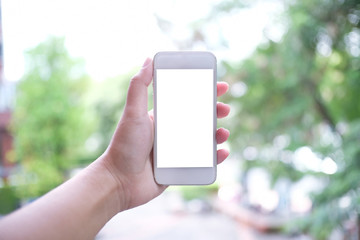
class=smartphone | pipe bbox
[153,51,217,185]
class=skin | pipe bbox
[0,58,231,240]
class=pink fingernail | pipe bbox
[142,58,151,67]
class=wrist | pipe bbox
[95,152,130,213]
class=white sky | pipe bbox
[1,0,284,81]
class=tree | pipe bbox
[13,37,92,199]
[214,0,360,238]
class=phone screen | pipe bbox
[156,69,214,168]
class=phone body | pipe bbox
[153,51,217,185]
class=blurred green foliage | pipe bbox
[212,0,360,239]
[12,37,93,199]
[0,186,18,214]
[7,36,151,204]
[7,36,150,202]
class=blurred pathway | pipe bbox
[96,193,309,240]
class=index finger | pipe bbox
[217,82,229,97]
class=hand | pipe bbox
[102,58,230,211]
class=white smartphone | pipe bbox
[153,51,217,185]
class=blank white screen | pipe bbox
[156,69,214,168]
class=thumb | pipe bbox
[124,58,153,118]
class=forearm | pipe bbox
[0,154,121,240]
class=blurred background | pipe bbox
[0,0,359,239]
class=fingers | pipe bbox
[216,128,230,144]
[124,58,153,118]
[217,82,229,97]
[216,128,230,164]
[217,149,229,164]
[217,82,230,118]
[217,102,230,118]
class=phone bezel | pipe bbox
[153,51,217,185]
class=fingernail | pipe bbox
[142,58,151,68]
